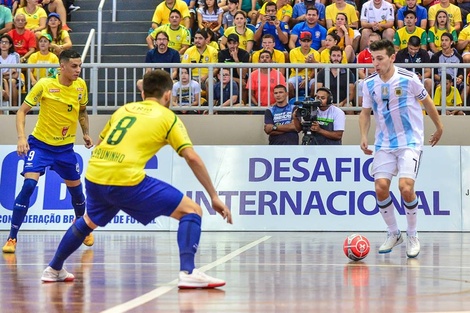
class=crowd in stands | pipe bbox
[0,0,79,113]
[145,0,470,115]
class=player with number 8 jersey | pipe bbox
[42,70,232,287]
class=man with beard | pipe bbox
[294,87,345,145]
[313,45,355,109]
[182,29,218,87]
[137,31,180,91]
[289,7,326,52]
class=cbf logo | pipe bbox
[0,151,159,211]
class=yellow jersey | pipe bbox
[16,6,47,30]
[86,100,193,186]
[152,0,190,26]
[223,26,254,51]
[152,24,191,51]
[289,47,320,78]
[25,75,88,146]
[251,49,285,63]
[181,45,218,78]
[27,51,59,80]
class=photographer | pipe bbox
[294,87,345,145]
[264,85,299,145]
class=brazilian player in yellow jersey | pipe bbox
[41,70,233,287]
[2,50,94,254]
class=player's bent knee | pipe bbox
[171,196,202,220]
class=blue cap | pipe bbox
[47,12,60,20]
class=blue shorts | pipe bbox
[85,176,184,226]
[22,135,81,181]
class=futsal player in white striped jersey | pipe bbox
[359,39,443,258]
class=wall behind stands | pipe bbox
[0,115,468,145]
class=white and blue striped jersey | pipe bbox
[362,66,428,151]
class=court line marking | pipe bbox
[100,235,272,313]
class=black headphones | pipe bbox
[317,87,333,105]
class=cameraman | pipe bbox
[264,85,299,145]
[294,87,345,145]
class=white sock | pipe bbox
[378,197,398,234]
[406,207,418,236]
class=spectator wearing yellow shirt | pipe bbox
[393,10,427,52]
[27,33,58,86]
[433,73,464,115]
[320,33,348,63]
[150,0,190,32]
[429,10,457,55]
[327,12,355,62]
[252,34,286,76]
[220,11,254,53]
[257,0,292,24]
[181,29,218,86]
[428,0,462,32]
[288,31,319,98]
[147,9,191,56]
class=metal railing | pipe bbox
[0,63,468,115]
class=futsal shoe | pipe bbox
[83,233,94,247]
[178,269,226,289]
[41,266,75,282]
[2,238,16,253]
[378,230,403,253]
[406,233,420,258]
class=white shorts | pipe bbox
[372,148,422,181]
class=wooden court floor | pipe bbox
[1,231,470,313]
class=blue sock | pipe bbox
[67,184,85,218]
[9,178,37,240]
[49,217,93,270]
[177,213,201,274]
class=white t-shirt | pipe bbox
[172,80,201,106]
[360,0,394,23]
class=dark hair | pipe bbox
[59,49,81,62]
[259,49,272,58]
[143,69,173,98]
[155,31,169,40]
[204,0,219,13]
[407,35,421,47]
[370,39,395,57]
[445,73,453,82]
[265,1,276,10]
[327,32,340,44]
[306,7,319,15]
[0,34,15,55]
[170,9,182,17]
[195,29,209,39]
[274,84,287,91]
[441,32,454,43]
[330,45,342,55]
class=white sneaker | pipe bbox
[379,230,403,253]
[69,4,80,12]
[406,233,420,258]
[41,266,75,282]
[178,269,225,289]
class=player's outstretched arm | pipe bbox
[359,108,373,155]
[181,147,233,224]
[421,95,444,147]
[16,102,32,156]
